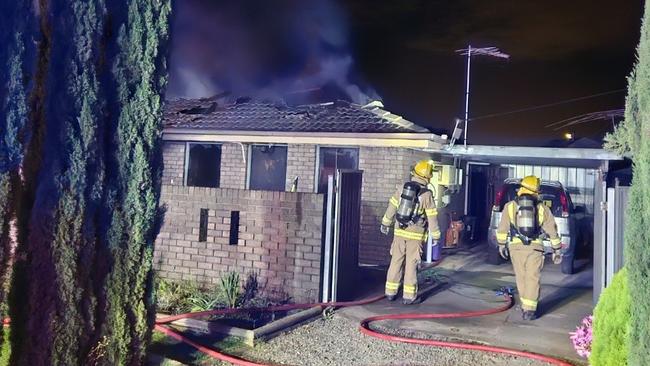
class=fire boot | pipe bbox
[386,294,397,301]
[522,310,537,321]
[402,297,419,305]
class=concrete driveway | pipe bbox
[342,244,592,365]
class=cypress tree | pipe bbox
[0,0,32,355]
[100,0,171,363]
[7,0,170,364]
[604,0,650,363]
[10,0,108,364]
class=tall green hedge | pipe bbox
[604,0,650,364]
[0,0,32,359]
[5,0,170,364]
[101,0,171,363]
[590,268,630,366]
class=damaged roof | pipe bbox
[163,97,430,133]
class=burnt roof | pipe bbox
[164,97,430,133]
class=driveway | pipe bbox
[341,243,592,365]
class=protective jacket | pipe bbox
[382,176,441,241]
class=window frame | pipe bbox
[247,143,289,191]
[184,141,223,188]
[315,146,360,193]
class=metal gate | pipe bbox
[321,170,363,302]
[594,178,629,301]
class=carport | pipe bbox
[425,144,627,302]
[320,143,628,363]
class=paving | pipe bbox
[341,244,593,365]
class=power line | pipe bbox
[546,109,624,130]
[469,89,626,121]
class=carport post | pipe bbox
[593,161,609,303]
[321,175,335,302]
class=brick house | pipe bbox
[155,97,444,301]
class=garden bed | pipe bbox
[155,272,323,348]
[157,306,322,346]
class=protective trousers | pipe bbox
[509,244,545,311]
[385,237,422,300]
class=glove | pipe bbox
[431,240,439,246]
[552,248,563,264]
[498,245,509,260]
[380,225,390,235]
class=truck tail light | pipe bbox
[493,189,504,211]
[559,191,569,217]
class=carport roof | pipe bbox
[431,145,623,168]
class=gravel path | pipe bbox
[228,314,550,366]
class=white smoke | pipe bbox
[165,0,380,105]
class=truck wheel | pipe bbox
[561,253,575,274]
[487,246,503,265]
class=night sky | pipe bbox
[167,0,643,146]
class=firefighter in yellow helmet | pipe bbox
[380,160,441,304]
[495,175,562,320]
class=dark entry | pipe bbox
[468,165,490,241]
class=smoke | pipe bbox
[166,0,380,105]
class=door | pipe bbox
[323,170,363,302]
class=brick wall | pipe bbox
[161,141,247,189]
[358,147,432,265]
[162,142,185,185]
[154,185,324,303]
[286,144,316,193]
[220,143,247,189]
[160,140,433,267]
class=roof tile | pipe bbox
[164,98,429,133]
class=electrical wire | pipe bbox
[469,89,625,122]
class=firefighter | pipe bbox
[496,175,562,320]
[380,160,441,305]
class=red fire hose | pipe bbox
[154,292,574,366]
[155,294,387,366]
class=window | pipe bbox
[186,143,221,188]
[317,147,359,193]
[249,145,288,191]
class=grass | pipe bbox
[418,267,443,284]
[150,329,249,365]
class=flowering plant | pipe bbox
[570,315,593,358]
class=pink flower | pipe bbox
[569,315,593,358]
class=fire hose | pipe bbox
[154,291,574,366]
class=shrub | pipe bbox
[590,268,630,366]
[220,271,241,308]
[240,272,259,305]
[155,278,202,314]
[605,0,650,362]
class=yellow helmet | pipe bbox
[412,160,434,180]
[518,175,541,196]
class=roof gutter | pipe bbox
[163,128,447,149]
[425,145,623,161]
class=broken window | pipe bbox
[317,147,359,193]
[186,143,221,188]
[249,145,288,191]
